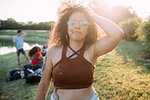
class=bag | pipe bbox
[25,73,41,85]
[9,68,20,76]
[6,69,21,82]
[23,64,42,71]
[10,71,21,81]
[24,68,35,78]
[23,66,41,85]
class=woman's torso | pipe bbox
[50,45,97,100]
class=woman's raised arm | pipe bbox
[92,13,124,58]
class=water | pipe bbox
[0,39,14,47]
[0,42,41,55]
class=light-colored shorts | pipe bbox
[50,87,99,100]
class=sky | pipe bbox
[0,0,150,23]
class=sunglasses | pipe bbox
[67,19,89,27]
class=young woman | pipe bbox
[36,3,124,100]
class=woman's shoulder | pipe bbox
[48,45,63,51]
[47,45,63,55]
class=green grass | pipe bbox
[0,52,54,100]
[94,41,150,99]
[0,40,150,100]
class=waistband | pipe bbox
[50,86,99,100]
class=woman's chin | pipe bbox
[71,37,85,42]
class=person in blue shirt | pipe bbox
[41,42,48,57]
[13,29,29,65]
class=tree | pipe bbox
[27,21,33,30]
[0,18,56,30]
[135,16,150,42]
[119,17,142,41]
[2,18,23,29]
[88,0,138,23]
[50,21,55,30]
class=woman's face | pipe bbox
[67,12,89,42]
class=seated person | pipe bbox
[41,42,48,57]
[28,46,43,67]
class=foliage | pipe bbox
[135,16,150,42]
[0,18,55,30]
[134,17,150,51]
[119,17,142,41]
[88,0,138,23]
[1,18,23,30]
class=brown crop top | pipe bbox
[52,45,95,89]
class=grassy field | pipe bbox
[94,41,150,100]
[0,40,150,100]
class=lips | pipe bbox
[73,30,81,34]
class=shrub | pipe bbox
[119,17,142,41]
[135,17,150,42]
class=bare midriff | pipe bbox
[53,85,94,100]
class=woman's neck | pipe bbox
[69,40,84,51]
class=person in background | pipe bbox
[13,29,29,65]
[41,42,48,57]
[28,46,43,66]
[36,3,124,100]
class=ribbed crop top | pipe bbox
[52,45,95,89]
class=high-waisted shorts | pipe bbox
[50,87,99,100]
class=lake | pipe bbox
[0,42,41,55]
[0,30,50,55]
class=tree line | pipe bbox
[0,19,55,30]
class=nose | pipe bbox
[74,23,80,28]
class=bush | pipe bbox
[135,17,150,42]
[119,17,142,41]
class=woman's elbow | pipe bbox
[120,29,124,39]
[116,29,124,40]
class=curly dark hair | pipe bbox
[49,3,101,47]
[28,46,41,57]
